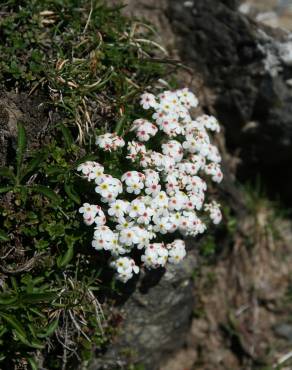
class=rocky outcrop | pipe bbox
[167,0,292,202]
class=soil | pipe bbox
[161,213,292,370]
[0,90,57,166]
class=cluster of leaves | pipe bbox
[0,123,108,369]
[0,0,169,368]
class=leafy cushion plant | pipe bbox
[78,88,223,283]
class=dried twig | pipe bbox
[0,247,15,260]
[274,350,292,368]
[0,253,45,274]
[83,0,93,34]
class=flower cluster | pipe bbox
[78,88,223,282]
[95,133,125,151]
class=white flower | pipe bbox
[151,152,175,172]
[92,226,115,250]
[204,163,223,183]
[95,175,123,201]
[86,163,105,182]
[177,88,198,108]
[79,203,99,216]
[167,239,186,264]
[168,212,182,232]
[152,191,169,209]
[79,203,101,226]
[121,171,145,194]
[108,200,129,218]
[141,243,168,268]
[110,238,128,256]
[131,119,158,142]
[179,211,198,234]
[145,183,161,197]
[128,199,146,218]
[96,133,125,151]
[140,92,157,110]
[205,201,222,224]
[111,257,139,283]
[188,192,204,211]
[77,161,102,179]
[119,227,140,246]
[168,192,187,211]
[135,226,152,249]
[136,208,154,225]
[152,215,172,234]
[144,169,160,186]
[94,208,106,226]
[115,217,134,231]
[185,176,207,193]
[162,140,183,163]
[127,141,147,161]
[196,114,220,132]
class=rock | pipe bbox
[88,251,197,370]
[167,0,292,203]
[239,1,292,31]
[274,323,292,342]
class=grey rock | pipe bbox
[274,323,292,342]
[88,250,197,370]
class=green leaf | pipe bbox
[20,151,48,180]
[0,186,13,194]
[19,292,57,303]
[45,165,66,176]
[27,357,38,370]
[28,323,37,339]
[0,326,7,338]
[18,185,28,204]
[13,330,44,349]
[30,339,45,349]
[13,330,31,346]
[114,115,126,135]
[0,313,26,337]
[0,293,17,305]
[31,185,61,204]
[64,182,80,204]
[57,247,74,268]
[16,123,27,180]
[38,318,59,338]
[59,123,74,149]
[28,308,46,319]
[0,167,15,182]
[0,230,9,242]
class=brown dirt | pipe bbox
[160,208,292,370]
[0,90,57,166]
